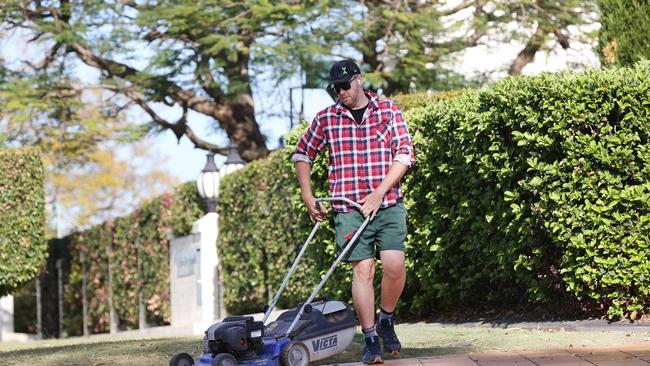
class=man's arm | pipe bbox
[292,115,328,222]
[358,161,408,219]
[296,162,328,222]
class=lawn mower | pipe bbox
[170,197,371,366]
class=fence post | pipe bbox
[81,252,88,337]
[35,277,42,339]
[107,243,118,334]
[136,239,147,330]
[56,259,64,338]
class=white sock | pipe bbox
[363,325,377,338]
[379,308,394,322]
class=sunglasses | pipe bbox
[329,75,360,94]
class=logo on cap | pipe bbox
[341,67,348,75]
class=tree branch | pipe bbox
[95,83,227,154]
[195,56,224,102]
[439,0,474,17]
[116,0,137,7]
[124,89,228,155]
[32,42,62,70]
[66,42,231,124]
[508,24,546,75]
[553,28,570,49]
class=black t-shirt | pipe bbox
[350,104,368,125]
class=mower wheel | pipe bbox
[211,353,238,366]
[169,352,194,366]
[281,341,310,366]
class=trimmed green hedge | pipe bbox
[407,62,650,319]
[218,150,342,314]
[218,62,650,319]
[392,90,464,112]
[0,148,46,297]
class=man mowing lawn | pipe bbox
[293,59,416,364]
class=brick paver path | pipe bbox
[331,342,650,365]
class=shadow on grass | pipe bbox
[313,334,471,365]
[1,337,202,366]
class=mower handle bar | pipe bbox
[316,197,363,210]
[261,196,367,326]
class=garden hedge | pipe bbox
[14,62,649,336]
[406,61,650,319]
[0,148,46,297]
[219,62,650,320]
[597,0,650,66]
[60,181,203,335]
[218,150,339,314]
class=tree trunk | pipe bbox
[508,25,547,75]
[222,96,267,161]
[222,48,268,161]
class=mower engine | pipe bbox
[204,316,264,359]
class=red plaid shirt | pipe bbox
[292,90,416,212]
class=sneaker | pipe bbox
[362,335,383,364]
[376,318,401,355]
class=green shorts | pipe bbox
[334,202,407,262]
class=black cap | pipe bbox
[329,60,361,84]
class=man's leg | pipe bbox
[379,250,406,312]
[376,250,405,355]
[352,258,376,329]
[352,258,383,364]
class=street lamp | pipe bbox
[196,153,220,213]
[219,143,246,178]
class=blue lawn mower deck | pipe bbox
[170,197,371,366]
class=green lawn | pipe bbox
[1,324,649,365]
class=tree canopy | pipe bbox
[0,66,175,231]
[1,0,598,160]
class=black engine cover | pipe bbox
[205,316,264,358]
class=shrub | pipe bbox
[598,0,650,66]
[0,148,46,297]
[218,62,650,319]
[217,150,345,314]
[406,61,650,318]
[59,181,202,335]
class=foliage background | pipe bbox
[12,62,650,337]
[0,148,46,297]
[219,62,650,320]
[598,0,650,66]
[55,182,203,336]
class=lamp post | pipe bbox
[190,145,245,327]
[196,153,220,213]
[219,143,246,178]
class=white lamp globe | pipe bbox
[219,143,246,178]
[196,153,220,212]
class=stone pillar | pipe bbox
[191,212,224,332]
[0,295,14,341]
[169,234,202,332]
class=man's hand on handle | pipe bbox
[304,195,328,222]
[359,162,409,220]
[359,190,384,220]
